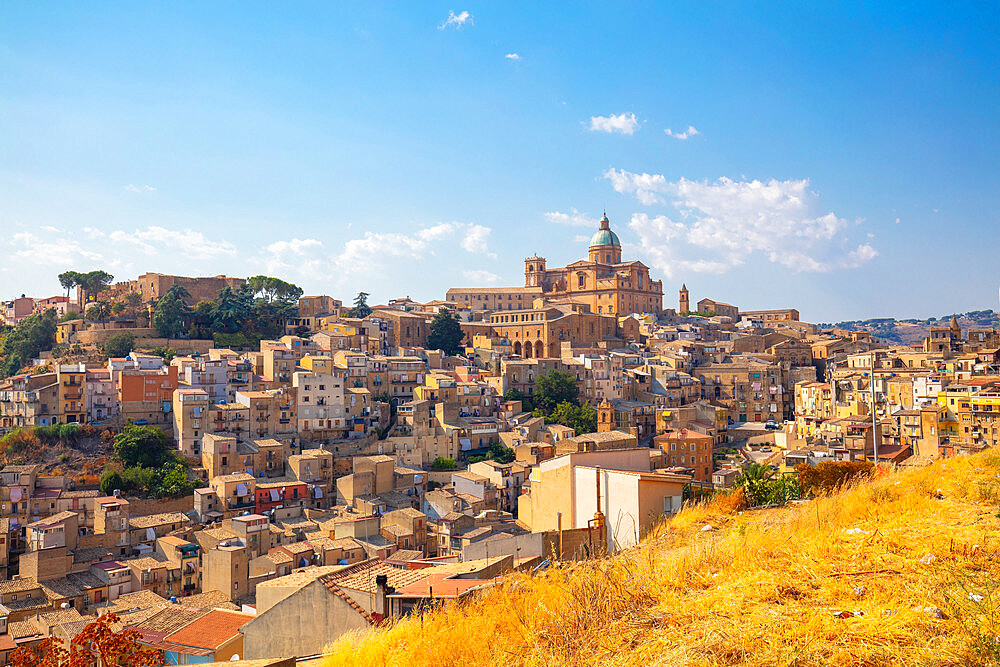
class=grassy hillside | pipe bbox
[323,452,1000,666]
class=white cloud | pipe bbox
[505,53,521,61]
[261,238,328,277]
[439,10,472,30]
[261,222,494,287]
[665,125,700,140]
[108,226,237,260]
[621,176,877,278]
[9,232,104,266]
[543,208,597,228]
[462,269,502,284]
[460,224,492,254]
[588,113,640,135]
[603,168,669,205]
[124,184,156,192]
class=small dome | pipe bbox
[589,228,621,247]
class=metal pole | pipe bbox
[871,351,879,464]
[557,512,563,560]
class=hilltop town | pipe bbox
[0,215,997,664]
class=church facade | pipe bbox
[524,214,663,315]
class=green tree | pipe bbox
[502,388,534,412]
[211,286,247,333]
[59,310,81,323]
[85,300,112,327]
[152,289,189,339]
[546,400,597,435]
[76,270,115,302]
[427,308,465,356]
[349,292,372,318]
[100,470,124,496]
[0,309,58,378]
[431,456,458,471]
[157,461,196,496]
[58,270,82,300]
[244,276,302,336]
[533,370,580,412]
[112,425,173,469]
[102,332,135,358]
[124,292,144,315]
[188,300,216,339]
[110,302,126,316]
[734,463,799,507]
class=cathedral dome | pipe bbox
[589,214,621,247]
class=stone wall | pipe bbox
[125,495,194,516]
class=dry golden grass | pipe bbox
[323,451,1000,666]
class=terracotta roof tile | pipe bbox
[161,608,254,651]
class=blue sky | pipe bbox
[2,3,998,321]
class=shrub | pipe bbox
[431,457,458,471]
[0,429,41,456]
[100,470,124,496]
[112,425,173,469]
[102,332,135,358]
[795,460,875,496]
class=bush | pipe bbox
[466,442,516,465]
[795,460,875,496]
[102,332,135,358]
[431,457,458,471]
[212,332,263,350]
[113,425,173,469]
[0,429,40,456]
[100,470,124,496]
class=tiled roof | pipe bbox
[3,597,50,612]
[73,546,115,564]
[322,559,431,596]
[178,590,232,611]
[161,608,254,651]
[101,590,169,616]
[40,577,84,599]
[129,512,190,529]
[0,578,42,594]
[122,556,169,571]
[36,607,85,627]
[7,620,45,640]
[129,606,205,637]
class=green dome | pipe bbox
[589,226,621,247]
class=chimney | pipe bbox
[374,573,393,622]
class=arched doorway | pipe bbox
[524,340,533,358]
[535,340,544,359]
[514,341,522,356]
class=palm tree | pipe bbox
[735,462,777,507]
[85,300,112,329]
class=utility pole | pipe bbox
[871,350,879,464]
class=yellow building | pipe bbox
[524,214,663,315]
[56,363,87,425]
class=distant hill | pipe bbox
[817,310,999,346]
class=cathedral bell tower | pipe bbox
[525,255,546,287]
